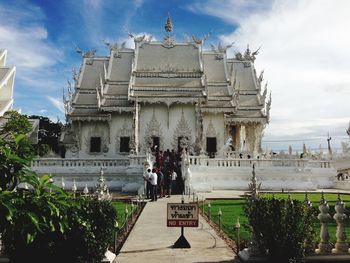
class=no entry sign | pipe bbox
[167,203,199,227]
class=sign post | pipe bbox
[167,197,198,248]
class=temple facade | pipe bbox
[0,49,15,117]
[61,17,271,159]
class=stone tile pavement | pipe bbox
[114,195,238,263]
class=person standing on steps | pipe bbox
[143,168,152,199]
[150,168,158,201]
[156,167,165,198]
[167,169,177,197]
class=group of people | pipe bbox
[143,148,184,201]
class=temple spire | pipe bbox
[164,13,173,33]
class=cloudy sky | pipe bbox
[0,0,349,151]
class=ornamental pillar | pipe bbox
[131,100,140,155]
[195,101,204,155]
[240,124,247,152]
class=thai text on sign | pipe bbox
[167,203,199,227]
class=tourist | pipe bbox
[168,169,177,197]
[157,167,165,198]
[143,168,152,199]
[150,168,158,201]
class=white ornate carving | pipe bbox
[162,35,175,49]
[143,109,164,152]
[206,120,217,137]
[172,110,193,151]
[137,97,198,108]
[210,42,233,60]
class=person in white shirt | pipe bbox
[143,168,152,199]
[150,168,158,201]
[168,170,177,197]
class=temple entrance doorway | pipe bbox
[206,137,217,158]
[152,136,160,151]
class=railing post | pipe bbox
[332,194,349,254]
[131,202,134,221]
[315,192,332,254]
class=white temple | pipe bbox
[60,16,270,159]
[32,17,337,192]
[0,49,15,117]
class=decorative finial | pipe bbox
[165,13,173,33]
[320,191,327,205]
[304,191,312,207]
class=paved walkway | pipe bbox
[115,195,237,263]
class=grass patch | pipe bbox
[201,193,350,244]
[111,201,136,227]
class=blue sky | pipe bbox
[1,0,349,152]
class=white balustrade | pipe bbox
[31,155,147,168]
[188,156,332,169]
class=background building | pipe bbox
[0,49,15,117]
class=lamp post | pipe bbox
[208,202,211,221]
[235,218,241,252]
[131,202,134,221]
[114,221,119,253]
[218,208,222,231]
[125,206,129,232]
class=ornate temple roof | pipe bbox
[66,18,270,124]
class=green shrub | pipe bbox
[1,174,117,263]
[0,133,118,262]
[61,198,117,262]
[244,196,317,263]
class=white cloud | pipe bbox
[189,0,350,150]
[187,0,271,25]
[47,96,65,114]
[0,4,62,69]
[0,1,64,96]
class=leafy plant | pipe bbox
[1,173,117,263]
[244,196,317,263]
[0,134,35,190]
[0,131,117,262]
